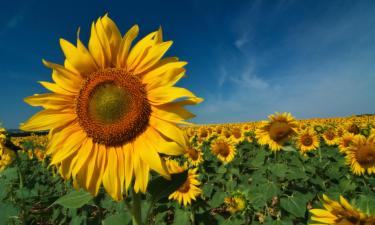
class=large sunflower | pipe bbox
[309,194,374,225]
[345,135,375,175]
[255,112,298,152]
[20,15,202,200]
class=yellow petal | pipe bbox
[20,109,76,131]
[42,60,81,93]
[50,128,86,165]
[147,127,185,155]
[151,106,194,125]
[132,41,173,75]
[115,146,125,196]
[102,147,121,200]
[59,38,98,75]
[101,15,122,63]
[149,116,187,148]
[39,81,75,96]
[143,61,187,91]
[71,138,94,178]
[91,145,107,196]
[88,22,108,68]
[124,143,134,192]
[116,25,139,68]
[135,133,170,179]
[148,86,199,105]
[126,31,157,71]
[24,93,74,110]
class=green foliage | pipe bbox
[1,137,374,225]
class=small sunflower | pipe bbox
[345,135,375,175]
[255,112,298,152]
[309,194,374,225]
[224,195,246,214]
[0,148,15,172]
[295,129,319,154]
[347,123,361,135]
[323,128,338,146]
[184,145,203,166]
[20,15,202,200]
[338,133,355,153]
[211,137,236,163]
[167,160,201,206]
[230,126,246,144]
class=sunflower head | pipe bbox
[345,135,375,175]
[224,195,247,214]
[184,146,204,166]
[166,159,201,206]
[295,129,319,154]
[309,195,369,225]
[20,15,202,200]
[255,112,298,152]
[210,138,236,163]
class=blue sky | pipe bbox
[1,0,375,128]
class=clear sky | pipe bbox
[1,0,375,128]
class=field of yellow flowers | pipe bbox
[1,113,374,225]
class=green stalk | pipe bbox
[131,188,143,225]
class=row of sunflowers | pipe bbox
[1,112,374,224]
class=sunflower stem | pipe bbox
[131,188,143,225]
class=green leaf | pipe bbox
[173,208,190,225]
[250,150,267,167]
[148,170,188,202]
[280,193,308,218]
[0,203,18,225]
[53,189,93,209]
[102,212,131,225]
[355,194,375,215]
[269,163,288,178]
[217,166,227,174]
[209,191,227,208]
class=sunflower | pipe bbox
[309,194,374,225]
[322,128,338,146]
[184,146,203,166]
[347,123,361,135]
[295,129,319,154]
[345,135,375,175]
[230,126,246,144]
[255,112,298,152]
[338,133,355,153]
[0,148,15,172]
[211,137,236,163]
[224,195,246,214]
[166,160,201,206]
[20,15,202,200]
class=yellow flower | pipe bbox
[345,135,375,175]
[255,112,298,152]
[224,196,246,214]
[338,133,355,153]
[230,126,246,144]
[0,148,15,171]
[309,194,374,225]
[211,137,236,163]
[167,160,201,206]
[184,146,203,166]
[295,129,320,154]
[20,15,202,200]
[323,128,339,146]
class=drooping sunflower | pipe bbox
[224,195,246,214]
[184,146,204,166]
[295,129,319,154]
[309,194,375,225]
[166,160,201,206]
[20,15,202,200]
[255,112,298,152]
[211,137,236,163]
[345,135,375,175]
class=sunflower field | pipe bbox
[1,113,375,225]
[1,15,375,225]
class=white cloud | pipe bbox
[192,1,375,124]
